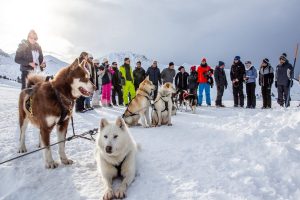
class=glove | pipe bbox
[275,81,277,88]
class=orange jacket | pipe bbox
[197,65,212,83]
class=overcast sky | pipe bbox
[0,0,299,69]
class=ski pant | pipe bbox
[198,83,211,105]
[75,96,85,111]
[92,90,100,107]
[246,82,256,108]
[21,70,30,89]
[261,86,272,108]
[123,81,136,105]
[233,83,244,107]
[102,83,112,106]
[277,85,290,107]
[112,86,123,105]
[216,85,225,106]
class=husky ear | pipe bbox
[100,118,109,130]
[145,76,149,81]
[116,117,126,129]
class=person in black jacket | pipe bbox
[175,66,189,91]
[259,58,274,109]
[214,61,228,107]
[133,61,146,90]
[230,56,246,107]
[111,62,123,106]
[187,66,198,96]
[15,30,45,89]
[146,61,161,100]
[275,54,294,107]
[75,52,89,112]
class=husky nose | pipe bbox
[105,146,112,154]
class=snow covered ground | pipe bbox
[1,80,300,200]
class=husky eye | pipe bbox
[113,135,118,139]
[104,135,108,139]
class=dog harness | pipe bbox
[122,89,152,118]
[24,81,74,125]
[50,83,75,125]
[152,95,170,113]
[114,156,127,177]
[152,94,171,126]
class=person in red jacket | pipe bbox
[197,58,213,106]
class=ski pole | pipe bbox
[286,43,299,107]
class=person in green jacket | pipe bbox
[119,57,136,106]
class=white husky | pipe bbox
[95,117,138,200]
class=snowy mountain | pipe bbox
[1,79,300,200]
[1,49,300,101]
[0,49,68,80]
[99,52,170,69]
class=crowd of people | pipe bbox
[71,53,295,112]
[15,30,297,113]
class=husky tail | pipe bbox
[26,73,46,88]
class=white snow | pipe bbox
[1,79,300,200]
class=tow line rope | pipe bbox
[0,116,98,165]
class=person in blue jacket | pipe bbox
[244,61,257,108]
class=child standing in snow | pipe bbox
[244,61,257,108]
[101,65,113,107]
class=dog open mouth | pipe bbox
[79,87,92,96]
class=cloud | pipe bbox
[0,0,299,69]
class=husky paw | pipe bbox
[142,125,150,128]
[61,158,74,165]
[18,146,27,153]
[167,123,173,126]
[103,189,114,200]
[45,161,59,169]
[115,188,126,199]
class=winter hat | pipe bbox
[282,53,287,57]
[245,61,252,65]
[169,62,174,66]
[234,56,241,61]
[279,55,287,61]
[178,66,184,71]
[93,59,100,64]
[102,58,108,63]
[190,66,196,71]
[218,61,225,67]
[263,58,269,64]
[201,58,207,63]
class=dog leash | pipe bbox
[0,117,98,165]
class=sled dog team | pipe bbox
[18,56,181,199]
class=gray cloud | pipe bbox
[1,0,300,69]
